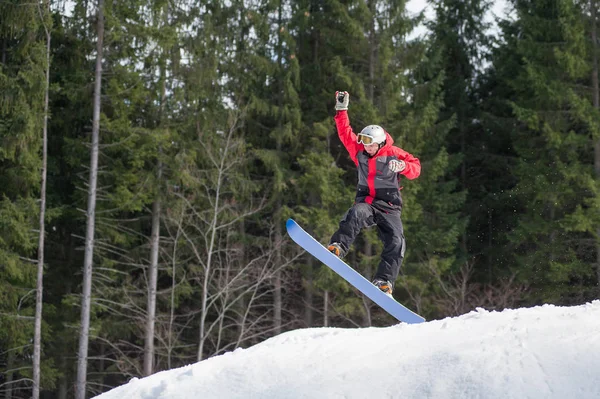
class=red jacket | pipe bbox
[335,110,421,211]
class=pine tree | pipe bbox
[43,5,96,396]
[388,36,465,318]
[488,0,599,305]
[0,0,55,396]
[403,0,500,317]
[588,0,600,295]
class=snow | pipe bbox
[95,301,600,399]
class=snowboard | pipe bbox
[286,218,425,324]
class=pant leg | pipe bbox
[330,203,376,254]
[373,209,405,282]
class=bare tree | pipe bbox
[84,198,294,378]
[155,110,301,361]
[427,260,528,316]
[76,1,104,398]
[182,215,294,361]
[162,204,188,370]
[189,111,269,361]
[32,1,51,398]
[81,110,298,378]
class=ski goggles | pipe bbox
[357,134,376,145]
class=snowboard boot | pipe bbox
[372,278,393,298]
[327,242,345,258]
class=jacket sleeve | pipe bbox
[392,147,421,180]
[334,110,360,165]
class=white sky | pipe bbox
[95,301,600,399]
[62,0,511,36]
[406,0,512,39]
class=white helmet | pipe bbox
[358,125,386,145]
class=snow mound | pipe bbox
[95,301,600,399]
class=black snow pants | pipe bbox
[330,202,406,283]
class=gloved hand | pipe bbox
[335,91,349,111]
[389,159,406,173]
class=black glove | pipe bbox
[335,91,349,111]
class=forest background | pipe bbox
[1,0,600,398]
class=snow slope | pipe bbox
[95,301,600,399]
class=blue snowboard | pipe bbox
[286,219,425,324]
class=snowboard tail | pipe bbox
[286,219,425,324]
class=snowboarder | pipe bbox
[327,91,421,297]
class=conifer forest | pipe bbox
[1,0,600,397]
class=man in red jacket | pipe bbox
[327,91,421,297]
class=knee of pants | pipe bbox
[387,235,406,258]
[349,203,372,220]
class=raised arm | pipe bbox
[334,91,360,164]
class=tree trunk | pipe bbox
[5,350,14,399]
[33,2,51,397]
[272,0,285,336]
[1,38,6,64]
[57,356,68,399]
[76,1,104,397]
[143,195,160,376]
[144,7,168,370]
[323,290,329,327]
[273,219,282,334]
[591,0,600,295]
[304,258,314,327]
[97,339,105,392]
[167,206,184,369]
